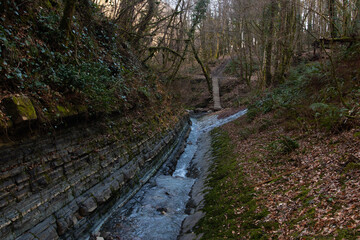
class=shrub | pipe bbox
[258,118,273,132]
[246,63,321,122]
[238,127,255,140]
[267,135,299,157]
[309,103,348,131]
[48,61,127,111]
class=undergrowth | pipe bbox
[0,0,165,120]
[0,0,177,138]
[197,48,360,240]
[246,60,359,133]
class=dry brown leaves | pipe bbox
[221,113,360,239]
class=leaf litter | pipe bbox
[217,112,360,239]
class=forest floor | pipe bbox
[193,56,360,239]
[207,111,360,239]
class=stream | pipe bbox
[99,109,247,240]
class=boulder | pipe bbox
[3,95,37,124]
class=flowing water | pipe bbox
[100,109,247,240]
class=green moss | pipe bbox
[248,156,260,162]
[196,128,270,239]
[258,119,273,132]
[43,0,53,8]
[343,162,360,172]
[238,127,255,140]
[263,221,279,231]
[11,95,37,121]
[288,207,316,230]
[76,105,88,113]
[249,229,267,239]
[43,172,52,184]
[336,228,360,240]
[56,105,77,117]
[43,109,56,121]
[295,186,311,202]
[0,119,13,129]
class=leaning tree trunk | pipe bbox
[190,41,212,95]
[169,0,210,82]
[132,0,156,48]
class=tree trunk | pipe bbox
[191,41,212,95]
[215,33,220,59]
[342,0,350,36]
[78,0,92,26]
[355,0,360,36]
[169,0,210,82]
[246,22,253,89]
[60,0,77,39]
[132,0,156,48]
[329,0,337,38]
[307,0,313,50]
[264,0,276,87]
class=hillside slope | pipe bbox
[196,52,360,239]
[0,0,181,142]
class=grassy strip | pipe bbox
[196,128,278,239]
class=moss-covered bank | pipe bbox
[196,128,278,239]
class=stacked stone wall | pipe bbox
[0,114,190,240]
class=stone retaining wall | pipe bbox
[0,114,190,240]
